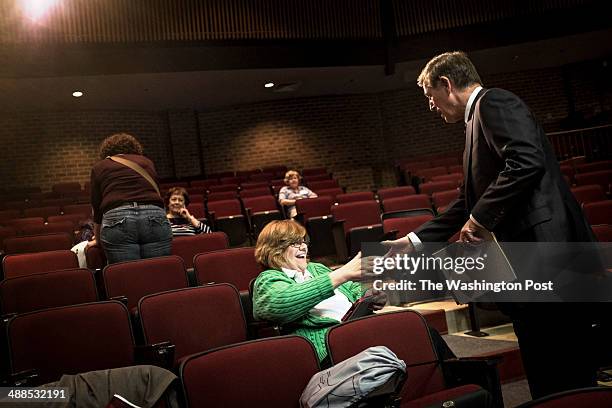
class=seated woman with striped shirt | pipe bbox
[165,187,211,236]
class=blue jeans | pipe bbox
[100,204,172,264]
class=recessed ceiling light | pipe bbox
[72,91,83,97]
[264,82,274,88]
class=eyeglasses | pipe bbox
[287,236,310,248]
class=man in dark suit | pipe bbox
[384,51,601,399]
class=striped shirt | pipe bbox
[168,217,211,237]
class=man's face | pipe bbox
[423,82,463,124]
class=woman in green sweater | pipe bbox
[253,219,387,363]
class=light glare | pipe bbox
[264,82,274,88]
[21,0,60,21]
[72,91,83,98]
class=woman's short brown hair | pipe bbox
[255,220,306,270]
[164,186,190,209]
[99,133,144,159]
[283,170,301,185]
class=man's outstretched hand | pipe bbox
[381,235,415,257]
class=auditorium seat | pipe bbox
[414,166,447,182]
[62,203,92,218]
[188,193,204,203]
[101,255,189,310]
[326,310,498,408]
[432,189,460,213]
[139,284,248,367]
[419,181,457,196]
[5,301,134,385]
[302,167,327,177]
[308,179,340,191]
[0,226,17,251]
[303,173,330,182]
[19,220,75,237]
[239,187,272,198]
[0,209,21,222]
[240,181,269,190]
[190,179,218,189]
[47,214,88,228]
[206,199,249,246]
[315,187,344,202]
[2,249,79,278]
[575,160,612,174]
[242,195,282,235]
[574,170,612,193]
[220,176,241,185]
[207,183,239,193]
[194,247,261,290]
[377,186,416,201]
[592,224,612,242]
[570,184,606,205]
[3,232,74,255]
[249,172,275,182]
[0,268,98,315]
[335,191,375,204]
[160,181,189,190]
[383,214,435,237]
[206,191,237,202]
[2,217,45,231]
[382,194,432,214]
[179,335,319,408]
[448,164,464,174]
[583,200,612,225]
[294,196,335,257]
[186,202,206,219]
[331,201,382,260]
[85,244,107,271]
[431,173,463,186]
[171,232,229,269]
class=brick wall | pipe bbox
[0,111,172,192]
[1,61,610,194]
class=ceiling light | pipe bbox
[264,82,274,88]
[20,0,60,21]
[72,91,83,97]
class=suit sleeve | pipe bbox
[413,185,467,242]
[471,90,546,231]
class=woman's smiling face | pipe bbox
[283,239,308,272]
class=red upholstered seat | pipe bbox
[47,214,88,228]
[308,179,340,191]
[583,200,612,225]
[0,209,21,222]
[431,172,463,186]
[206,191,237,202]
[295,196,333,222]
[62,203,93,218]
[139,284,248,366]
[194,247,261,290]
[303,173,330,182]
[19,220,74,236]
[331,201,381,234]
[240,181,269,189]
[432,189,460,212]
[208,183,239,193]
[179,336,319,408]
[383,194,432,213]
[0,268,97,315]
[186,202,206,219]
[242,196,282,235]
[2,217,45,230]
[3,232,74,254]
[6,301,134,385]
[415,166,448,182]
[592,224,612,242]
[2,250,78,280]
[377,186,416,201]
[102,255,189,310]
[383,214,435,237]
[335,191,375,204]
[206,200,249,246]
[240,187,272,198]
[570,184,606,205]
[419,181,457,195]
[574,170,612,192]
[171,232,229,269]
[23,206,62,220]
[326,310,491,406]
[575,160,612,174]
[315,187,344,202]
[85,244,107,271]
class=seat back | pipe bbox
[316,187,344,202]
[171,232,229,269]
[419,181,457,195]
[62,203,93,217]
[335,191,375,204]
[85,244,107,271]
[47,214,87,228]
[574,170,612,191]
[326,310,445,401]
[3,232,74,254]
[206,191,237,202]
[570,185,606,205]
[6,301,134,385]
[383,214,435,237]
[139,284,248,366]
[180,336,319,408]
[295,196,333,222]
[432,189,460,210]
[20,220,75,237]
[102,255,189,309]
[575,161,612,174]
[414,166,447,182]
[383,194,432,213]
[377,186,416,200]
[2,217,45,230]
[194,247,262,290]
[186,202,206,219]
[207,199,243,217]
[0,209,21,222]
[240,187,271,198]
[583,200,612,225]
[0,226,17,251]
[23,206,62,220]
[331,201,381,234]
[3,249,79,278]
[208,184,239,193]
[308,179,339,191]
[0,268,98,315]
[592,224,612,242]
[242,196,278,213]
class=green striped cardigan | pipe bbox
[253,262,363,361]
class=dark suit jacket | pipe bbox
[414,87,594,243]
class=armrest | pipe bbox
[135,341,176,369]
[294,212,305,225]
[110,296,129,307]
[442,357,503,408]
